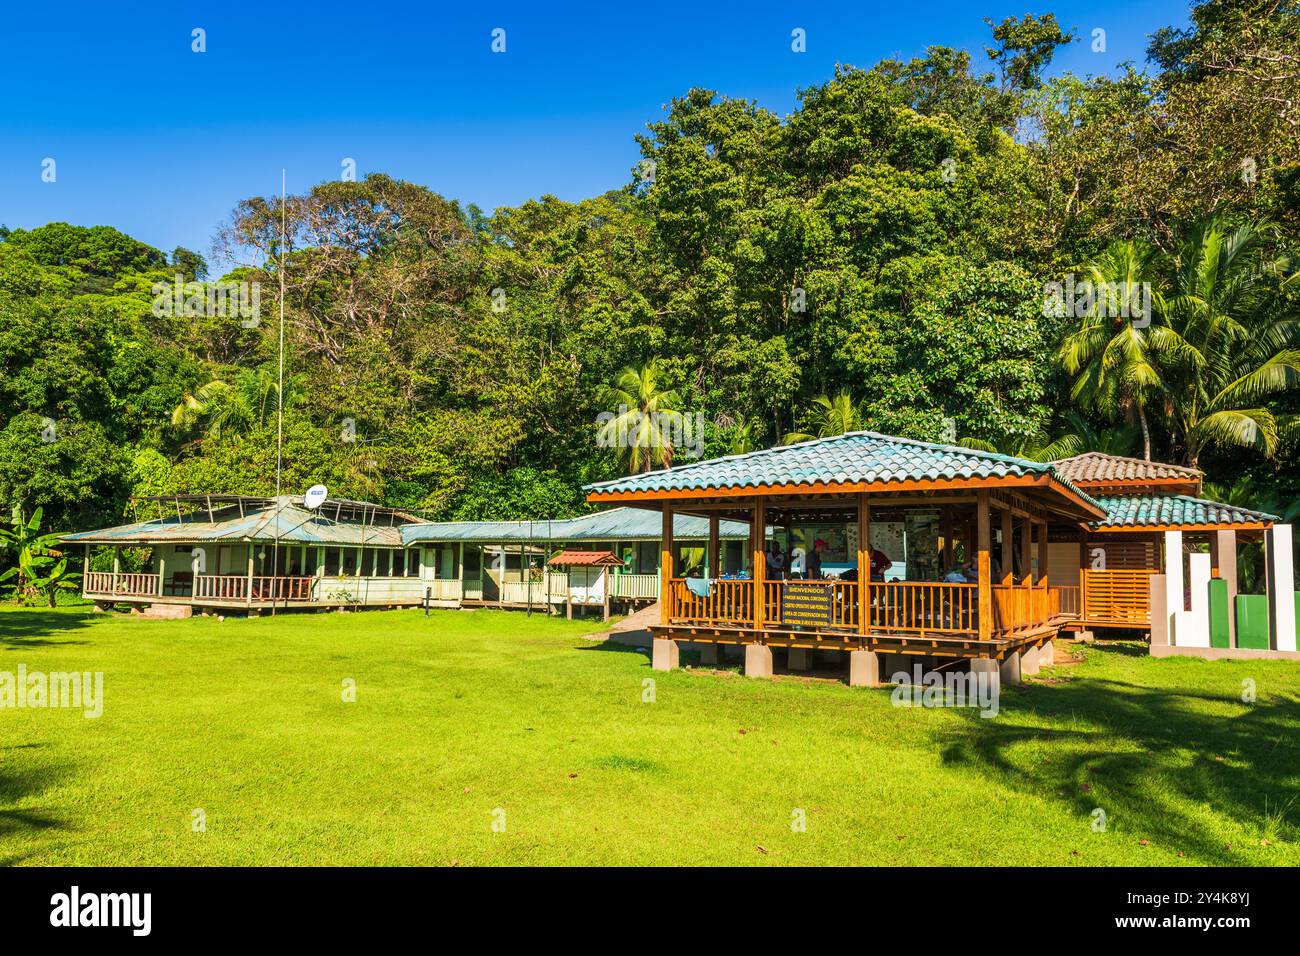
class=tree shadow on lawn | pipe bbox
[0,610,93,649]
[934,654,1300,863]
[0,743,69,864]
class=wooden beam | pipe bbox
[1036,521,1049,586]
[660,505,673,625]
[752,500,766,631]
[708,514,720,579]
[977,491,992,641]
[941,506,953,572]
[1020,518,1033,587]
[858,494,870,637]
[1000,507,1013,585]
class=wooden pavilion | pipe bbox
[585,432,1107,684]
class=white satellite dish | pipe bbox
[303,484,328,510]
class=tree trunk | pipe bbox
[1138,404,1151,461]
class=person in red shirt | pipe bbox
[868,547,892,581]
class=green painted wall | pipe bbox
[1236,594,1270,650]
[1208,578,1230,649]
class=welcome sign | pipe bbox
[782,582,833,626]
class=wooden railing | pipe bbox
[666,577,1060,639]
[1081,568,1153,625]
[501,577,566,605]
[612,573,659,600]
[85,571,160,597]
[192,575,316,602]
[194,574,248,601]
[991,584,1058,635]
[870,581,977,635]
[670,578,755,624]
[1053,585,1081,618]
[424,579,464,602]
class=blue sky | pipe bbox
[1,1,1190,270]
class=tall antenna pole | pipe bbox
[272,170,287,616]
[276,168,286,498]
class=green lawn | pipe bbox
[2,603,1298,866]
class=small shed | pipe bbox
[547,550,624,620]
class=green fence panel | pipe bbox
[1235,594,1270,650]
[1208,578,1230,648]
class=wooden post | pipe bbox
[858,494,871,638]
[1019,519,1032,587]
[246,546,255,608]
[941,506,953,572]
[752,500,766,632]
[708,514,720,580]
[1000,508,1013,585]
[602,567,610,622]
[977,491,992,641]
[1036,522,1049,586]
[660,505,674,625]
[157,549,166,596]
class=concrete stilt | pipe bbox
[848,650,881,687]
[998,651,1021,686]
[970,657,1000,689]
[744,643,773,678]
[651,637,680,671]
[1019,642,1041,676]
[788,647,812,671]
[1039,639,1054,667]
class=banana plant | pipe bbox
[0,506,81,607]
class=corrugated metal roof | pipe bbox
[1091,494,1278,529]
[65,504,749,548]
[1053,452,1202,487]
[399,507,750,544]
[63,498,405,547]
[584,431,1097,505]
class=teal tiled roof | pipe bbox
[585,431,1096,503]
[1091,494,1279,529]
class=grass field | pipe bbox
[2,603,1298,866]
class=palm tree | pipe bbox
[957,427,1083,462]
[1057,239,1167,460]
[596,360,684,474]
[784,392,861,444]
[727,417,764,456]
[172,366,305,438]
[1156,216,1300,468]
[1062,411,1142,457]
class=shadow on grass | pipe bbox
[935,647,1300,863]
[576,640,651,659]
[0,609,94,649]
[0,743,69,860]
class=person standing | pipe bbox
[807,538,827,580]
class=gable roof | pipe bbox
[1052,452,1202,491]
[546,550,623,567]
[1090,494,1277,530]
[585,432,1103,517]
